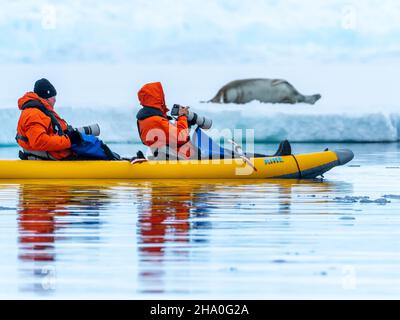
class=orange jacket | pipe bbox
[16,92,72,159]
[137,82,191,157]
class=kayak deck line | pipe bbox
[274,159,339,179]
[0,149,354,180]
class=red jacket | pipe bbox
[16,92,72,159]
[137,82,192,157]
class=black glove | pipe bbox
[66,130,82,145]
[64,125,74,134]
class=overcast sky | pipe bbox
[1,0,400,63]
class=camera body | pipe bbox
[171,104,212,130]
[171,104,180,117]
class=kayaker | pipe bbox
[136,82,195,159]
[16,78,82,160]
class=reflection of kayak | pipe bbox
[0,149,353,179]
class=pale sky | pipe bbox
[1,0,400,63]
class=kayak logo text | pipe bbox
[264,157,283,165]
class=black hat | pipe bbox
[34,78,57,99]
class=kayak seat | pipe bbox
[273,140,292,156]
[248,140,292,158]
[18,150,52,160]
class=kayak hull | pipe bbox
[0,150,353,179]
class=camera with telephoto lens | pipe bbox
[67,124,101,136]
[171,104,212,130]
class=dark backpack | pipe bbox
[71,133,120,160]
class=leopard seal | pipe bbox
[207,78,321,105]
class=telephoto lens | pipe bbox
[76,124,101,136]
[170,105,213,130]
[187,111,212,130]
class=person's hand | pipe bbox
[178,106,189,117]
[66,130,83,145]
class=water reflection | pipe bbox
[135,179,346,295]
[137,183,193,294]
[2,178,352,297]
[16,182,111,294]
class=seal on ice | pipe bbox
[207,79,321,105]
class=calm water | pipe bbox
[0,142,399,299]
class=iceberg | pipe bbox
[1,105,399,145]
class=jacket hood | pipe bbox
[137,82,168,114]
[18,92,53,111]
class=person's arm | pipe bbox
[174,105,190,146]
[23,112,72,151]
[157,116,189,147]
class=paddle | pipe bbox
[130,158,148,165]
[128,151,148,165]
[228,139,258,172]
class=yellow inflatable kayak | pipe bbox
[0,149,353,179]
